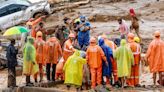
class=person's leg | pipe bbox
[121,77,125,88]
[135,28,142,42]
[52,64,56,81]
[159,72,162,85]
[127,66,135,87]
[46,63,51,81]
[112,60,118,84]
[39,63,43,82]
[34,73,38,83]
[90,68,96,89]
[26,76,31,86]
[153,73,157,86]
[97,67,102,85]
[134,65,139,86]
[12,67,16,87]
[8,67,16,87]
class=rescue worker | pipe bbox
[86,37,108,90]
[45,37,62,82]
[127,33,141,87]
[145,31,164,87]
[101,34,119,85]
[34,31,46,82]
[36,22,47,41]
[64,50,86,91]
[114,39,134,88]
[23,37,39,86]
[117,18,129,39]
[26,16,46,38]
[6,39,18,88]
[98,38,113,88]
[63,33,75,63]
[78,16,91,50]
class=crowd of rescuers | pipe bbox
[6,9,164,92]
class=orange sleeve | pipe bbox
[58,43,63,58]
[99,47,107,62]
[146,42,153,59]
[32,17,42,26]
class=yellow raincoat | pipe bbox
[114,39,134,77]
[23,37,39,75]
[63,50,86,86]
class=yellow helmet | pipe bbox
[134,37,140,43]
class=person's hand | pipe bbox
[41,15,46,19]
[105,61,108,66]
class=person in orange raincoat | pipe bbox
[126,33,141,87]
[55,58,64,80]
[86,37,108,89]
[101,34,119,85]
[45,37,62,81]
[34,31,45,82]
[145,31,164,86]
[63,33,75,63]
[26,16,45,38]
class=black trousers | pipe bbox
[8,67,16,87]
[46,63,56,81]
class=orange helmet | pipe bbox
[69,33,75,38]
[36,31,43,38]
[90,37,96,43]
[128,33,135,39]
[154,31,160,37]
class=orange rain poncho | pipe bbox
[63,34,75,63]
[26,17,42,38]
[101,34,117,50]
[34,31,46,65]
[146,31,164,73]
[86,37,107,88]
[45,37,62,64]
[127,33,141,86]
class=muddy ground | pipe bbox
[45,0,164,52]
[1,0,164,92]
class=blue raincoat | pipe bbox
[78,21,90,48]
[98,38,113,77]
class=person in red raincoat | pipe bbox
[145,31,164,86]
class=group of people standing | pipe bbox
[6,8,164,92]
